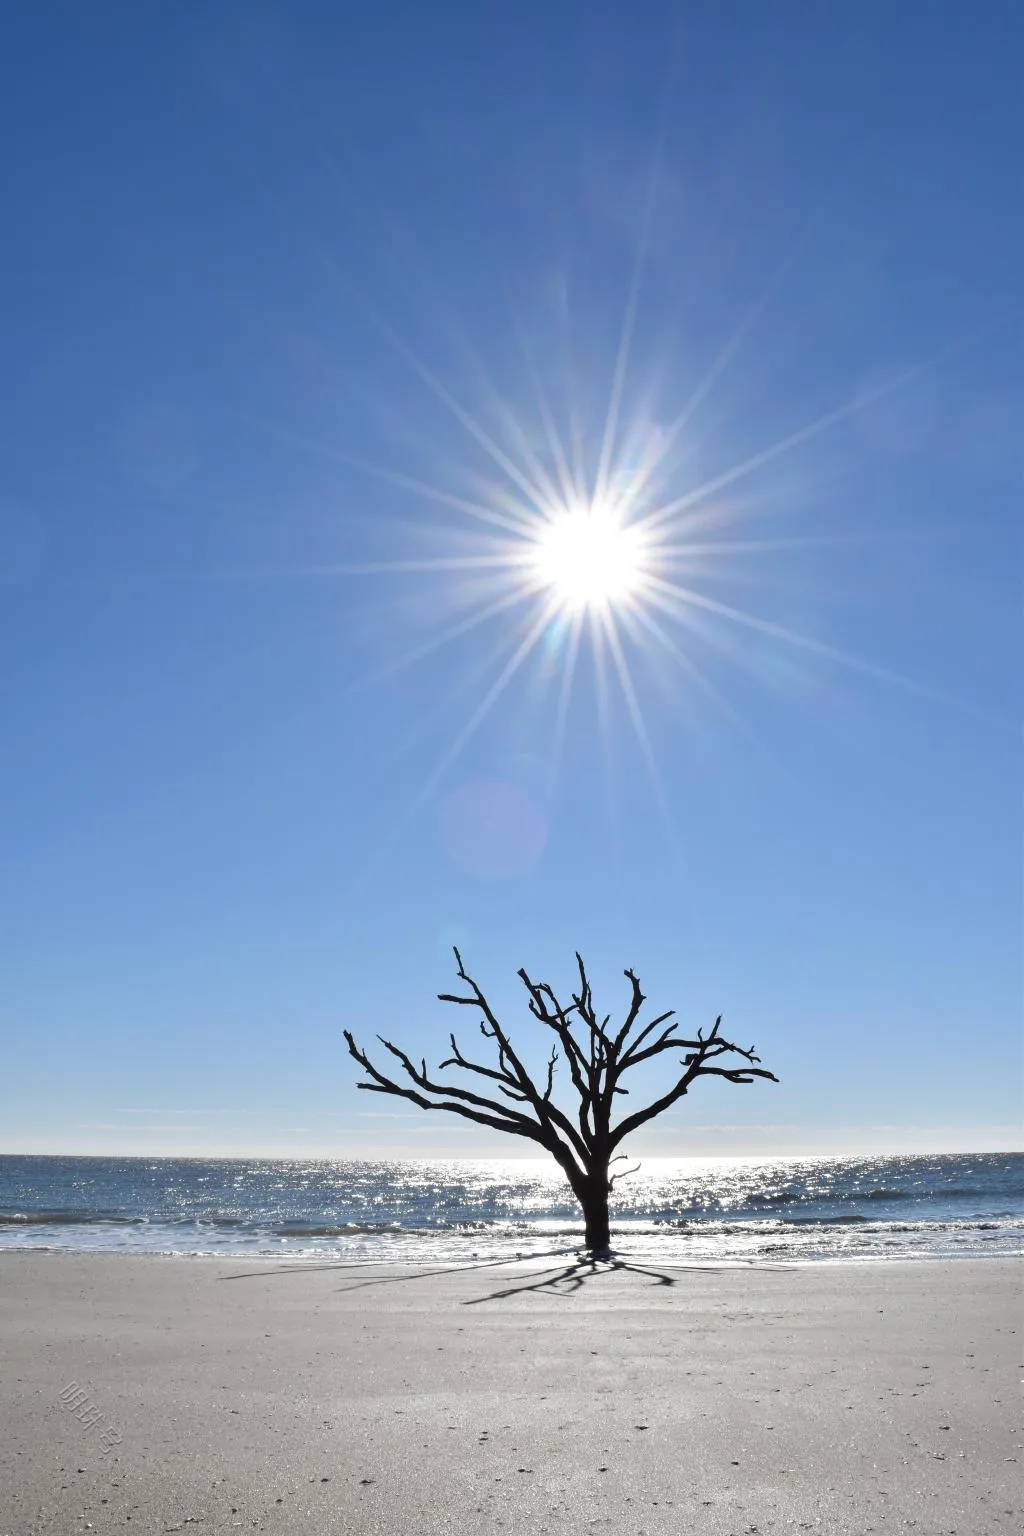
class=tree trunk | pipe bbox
[579,1173,611,1254]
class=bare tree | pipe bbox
[344,950,778,1254]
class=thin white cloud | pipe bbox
[110,1108,208,1116]
[82,1123,207,1132]
[356,1110,421,1120]
[110,1107,274,1118]
[651,1122,801,1134]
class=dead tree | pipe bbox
[344,950,778,1254]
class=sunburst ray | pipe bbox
[640,324,1003,538]
[546,610,585,799]
[320,256,557,519]
[625,600,800,784]
[404,598,563,818]
[349,581,540,697]
[594,168,659,508]
[240,413,538,538]
[599,607,685,864]
[643,573,965,709]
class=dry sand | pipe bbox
[0,1252,1019,1534]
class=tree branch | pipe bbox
[516,967,595,1146]
[344,952,778,1239]
[343,1031,549,1143]
[608,1157,642,1190]
[610,1018,779,1147]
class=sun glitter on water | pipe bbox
[531,498,647,614]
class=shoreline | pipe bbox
[1,1252,1020,1534]
[1,1244,1020,1265]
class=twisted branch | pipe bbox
[345,951,778,1182]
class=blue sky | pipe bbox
[1,1,1020,1159]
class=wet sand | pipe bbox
[0,1252,1019,1533]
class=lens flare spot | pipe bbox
[441,779,548,880]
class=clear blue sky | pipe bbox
[2,2,1020,1159]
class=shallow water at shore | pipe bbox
[1,1151,1020,1264]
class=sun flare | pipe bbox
[286,204,930,854]
[531,500,647,613]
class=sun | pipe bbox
[531,499,647,614]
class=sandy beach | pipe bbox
[0,1254,1019,1535]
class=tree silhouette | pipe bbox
[344,950,778,1254]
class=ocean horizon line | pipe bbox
[2,1143,1021,1163]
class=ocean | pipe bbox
[0,1152,1020,1265]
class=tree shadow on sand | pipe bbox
[219,1247,767,1301]
[462,1252,689,1303]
